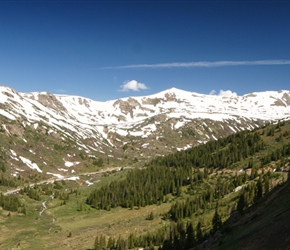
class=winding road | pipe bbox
[3,166,129,196]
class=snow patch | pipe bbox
[0,110,16,120]
[142,143,149,148]
[234,186,243,192]
[64,161,74,167]
[176,144,192,151]
[19,156,42,172]
[58,168,68,172]
[46,172,64,179]
[85,180,93,186]
[212,135,218,140]
[175,121,185,129]
[64,176,79,181]
[10,149,17,157]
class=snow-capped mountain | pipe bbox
[0,85,289,178]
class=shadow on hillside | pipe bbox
[204,171,290,250]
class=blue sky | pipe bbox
[1,0,290,101]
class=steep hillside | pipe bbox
[215,176,290,250]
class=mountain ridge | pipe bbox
[0,84,290,180]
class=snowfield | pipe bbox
[0,85,290,162]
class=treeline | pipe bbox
[86,130,264,210]
[148,130,264,169]
[86,164,192,210]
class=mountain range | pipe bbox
[0,85,290,179]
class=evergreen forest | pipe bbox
[87,120,290,249]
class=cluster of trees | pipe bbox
[19,183,78,204]
[93,212,223,250]
[0,193,25,213]
[260,142,290,166]
[148,130,264,169]
[92,168,279,250]
[237,173,272,214]
[93,221,203,250]
[169,170,272,223]
[87,131,265,211]
[0,160,6,172]
[86,164,192,210]
[0,174,17,187]
[0,179,81,214]
[19,186,42,201]
[0,149,7,172]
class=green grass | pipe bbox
[0,168,173,249]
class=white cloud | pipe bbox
[103,59,290,69]
[209,89,237,97]
[218,90,237,97]
[119,80,148,92]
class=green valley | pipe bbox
[0,120,289,249]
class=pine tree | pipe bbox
[185,222,196,249]
[255,179,263,202]
[237,193,245,214]
[107,236,115,249]
[196,222,203,243]
[212,208,222,233]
